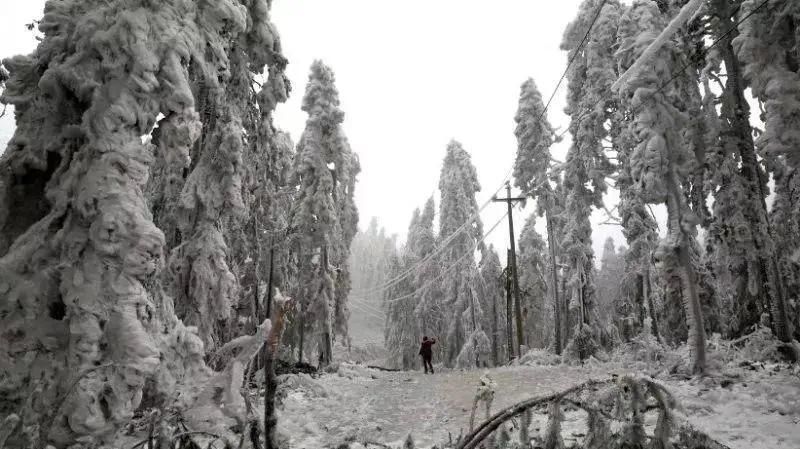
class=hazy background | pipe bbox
[0,0,645,265]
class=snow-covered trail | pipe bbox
[277,363,800,448]
[278,364,607,447]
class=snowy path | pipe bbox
[277,363,800,448]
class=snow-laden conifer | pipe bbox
[438,141,487,366]
[614,0,707,372]
[559,0,623,356]
[290,61,359,365]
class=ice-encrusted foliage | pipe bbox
[439,141,485,365]
[512,77,565,354]
[290,60,360,364]
[0,0,288,445]
[733,0,800,168]
[385,210,423,369]
[513,78,555,201]
[732,0,798,343]
[692,0,788,341]
[518,213,551,349]
[384,246,420,370]
[615,0,707,372]
[480,245,507,364]
[414,197,445,360]
[560,0,622,354]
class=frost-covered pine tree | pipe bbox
[615,0,707,372]
[289,61,359,365]
[413,196,446,361]
[560,0,622,358]
[438,141,488,367]
[0,0,289,445]
[597,238,626,327]
[383,221,420,369]
[513,78,566,354]
[732,0,798,344]
[480,245,506,364]
[518,213,551,349]
[349,218,397,305]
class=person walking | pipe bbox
[419,336,436,374]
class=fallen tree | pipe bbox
[454,376,731,449]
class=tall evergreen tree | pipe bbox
[517,214,551,349]
[513,78,565,354]
[732,0,799,346]
[615,0,707,373]
[384,210,422,369]
[413,197,446,360]
[0,0,289,445]
[480,245,507,364]
[438,141,487,366]
[560,0,622,357]
[290,61,359,365]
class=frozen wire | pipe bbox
[381,207,511,305]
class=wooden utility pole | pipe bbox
[505,251,513,362]
[494,183,526,357]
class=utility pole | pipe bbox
[505,251,513,362]
[495,183,526,357]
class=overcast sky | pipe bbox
[1,0,646,264]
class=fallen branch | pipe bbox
[366,365,402,372]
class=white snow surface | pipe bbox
[273,360,800,448]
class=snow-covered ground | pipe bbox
[276,360,800,448]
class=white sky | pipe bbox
[1,0,648,265]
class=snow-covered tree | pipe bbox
[732,0,798,344]
[513,78,566,354]
[597,238,626,326]
[350,218,396,301]
[438,141,487,367]
[0,0,288,445]
[560,0,622,358]
[517,213,551,349]
[289,61,359,365]
[413,196,446,361]
[384,211,420,369]
[480,245,507,364]
[615,0,707,372]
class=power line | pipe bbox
[348,1,610,300]
[381,207,511,305]
[348,179,508,298]
[540,0,610,122]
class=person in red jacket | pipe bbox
[419,336,436,374]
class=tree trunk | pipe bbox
[264,299,291,449]
[546,210,563,354]
[298,311,305,364]
[666,175,707,374]
[644,264,662,343]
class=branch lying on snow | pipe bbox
[611,0,705,93]
[455,376,731,449]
